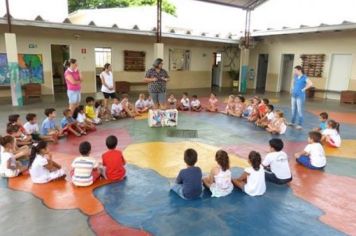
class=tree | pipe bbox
[68,0,176,15]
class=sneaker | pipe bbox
[295,125,303,130]
[287,122,295,126]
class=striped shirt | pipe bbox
[71,156,98,186]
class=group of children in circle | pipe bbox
[0,92,342,199]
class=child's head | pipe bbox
[79,141,91,156]
[44,108,56,118]
[26,113,37,124]
[95,100,103,109]
[183,92,188,98]
[0,135,15,149]
[252,97,261,105]
[8,114,21,125]
[274,110,284,118]
[192,95,198,100]
[215,150,230,171]
[308,131,322,143]
[147,95,152,100]
[269,138,284,152]
[6,124,21,137]
[248,151,262,171]
[86,96,95,105]
[121,94,129,102]
[210,92,216,99]
[63,109,72,118]
[184,148,198,167]
[236,95,245,103]
[113,97,120,104]
[106,135,118,150]
[228,95,235,102]
[327,119,340,132]
[262,98,269,105]
[139,93,145,100]
[169,94,175,99]
[78,105,85,113]
[319,112,328,122]
[29,141,48,168]
[267,104,274,113]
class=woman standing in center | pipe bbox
[100,63,116,110]
[144,58,169,109]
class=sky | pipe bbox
[1,0,356,35]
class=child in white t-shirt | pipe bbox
[295,131,326,170]
[145,96,155,110]
[262,138,292,184]
[111,97,126,119]
[73,105,96,131]
[233,151,266,196]
[167,94,177,109]
[225,95,235,115]
[0,136,27,178]
[256,105,275,128]
[321,120,341,148]
[266,110,287,135]
[135,93,148,113]
[178,92,190,111]
[24,113,55,142]
[203,150,233,197]
[29,141,66,183]
[191,95,202,112]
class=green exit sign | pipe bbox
[29,43,37,48]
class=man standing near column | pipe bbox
[289,65,313,130]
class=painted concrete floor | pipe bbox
[1,89,356,236]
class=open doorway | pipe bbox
[211,52,222,87]
[256,54,268,93]
[279,54,295,93]
[51,45,69,94]
[95,47,112,92]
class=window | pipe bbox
[95,48,111,68]
[169,49,191,71]
[300,54,325,77]
[124,50,146,71]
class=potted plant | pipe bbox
[228,69,239,88]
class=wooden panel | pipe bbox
[124,50,146,72]
[300,54,325,78]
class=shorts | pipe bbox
[103,92,117,99]
[67,90,81,104]
[0,169,20,178]
[149,92,166,105]
[171,183,203,200]
[265,171,292,185]
[296,156,325,170]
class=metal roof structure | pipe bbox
[194,0,268,10]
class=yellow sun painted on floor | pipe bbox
[123,141,249,178]
[134,113,149,120]
[325,140,356,159]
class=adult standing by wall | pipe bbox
[289,65,313,130]
[144,58,169,109]
[64,58,82,112]
[100,63,116,109]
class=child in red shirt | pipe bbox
[258,98,269,118]
[102,135,126,181]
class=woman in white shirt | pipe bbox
[233,151,266,196]
[29,141,65,184]
[295,131,326,170]
[100,63,116,109]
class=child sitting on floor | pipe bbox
[121,94,137,117]
[314,112,328,132]
[167,94,177,109]
[232,95,245,117]
[111,97,125,119]
[295,131,326,170]
[258,98,269,118]
[191,95,202,112]
[73,105,96,131]
[135,93,149,113]
[321,120,341,148]
[178,92,190,111]
[206,92,219,112]
[28,141,66,184]
[8,114,32,146]
[233,151,266,196]
[0,136,27,178]
[256,104,274,128]
[247,97,260,122]
[266,110,287,134]
[203,150,233,198]
[40,108,64,143]
[7,125,31,159]
[61,109,86,137]
[85,96,102,124]
[262,138,292,184]
[71,141,100,187]
[145,96,155,110]
[171,148,203,200]
[225,95,235,115]
[242,99,253,118]
[95,99,112,122]
[24,113,56,143]
[101,135,126,181]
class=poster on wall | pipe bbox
[0,53,44,85]
[169,49,191,71]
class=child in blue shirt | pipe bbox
[40,108,64,143]
[315,112,328,131]
[171,148,203,200]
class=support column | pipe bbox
[154,43,164,60]
[154,0,164,60]
[5,33,23,106]
[239,48,249,93]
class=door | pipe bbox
[51,45,69,94]
[256,54,269,92]
[280,54,295,92]
[211,52,222,87]
[327,54,352,99]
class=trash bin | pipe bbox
[307,87,315,98]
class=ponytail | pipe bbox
[72,107,80,119]
[328,120,340,133]
[28,141,47,168]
